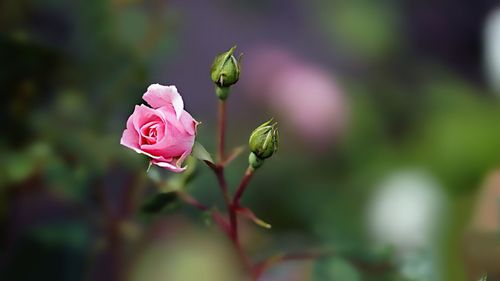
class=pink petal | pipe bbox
[179,110,198,136]
[120,112,140,151]
[151,159,186,173]
[143,84,184,120]
[120,105,162,159]
[175,148,192,167]
[150,148,192,173]
[157,106,198,136]
[141,135,195,160]
[132,105,164,132]
[120,128,142,153]
[139,120,165,145]
[139,106,195,159]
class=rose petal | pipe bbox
[179,110,198,136]
[120,129,141,152]
[121,106,162,159]
[175,148,192,167]
[151,148,192,173]
[157,106,198,136]
[143,84,184,120]
[141,135,195,160]
[139,120,165,145]
[139,106,195,159]
[120,112,140,150]
[151,159,186,173]
[132,105,164,132]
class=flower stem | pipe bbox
[213,97,232,229]
[211,96,257,279]
[232,224,254,278]
[228,166,258,279]
[217,100,226,163]
[211,165,255,279]
[209,89,263,279]
[233,166,255,206]
[178,191,209,211]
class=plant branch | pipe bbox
[233,166,255,205]
[214,166,231,204]
[205,165,232,221]
[229,165,258,279]
[217,100,226,163]
[233,228,254,279]
[210,93,256,280]
[177,191,209,211]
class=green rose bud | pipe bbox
[248,119,279,161]
[210,46,241,89]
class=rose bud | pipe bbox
[248,119,279,168]
[210,46,241,100]
[120,84,198,172]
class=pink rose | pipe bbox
[120,84,198,172]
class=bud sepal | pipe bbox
[249,152,264,169]
[215,86,230,100]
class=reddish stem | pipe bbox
[178,191,209,211]
[214,166,231,205]
[229,200,255,279]
[233,166,255,206]
[212,97,257,279]
[217,100,226,163]
[233,226,254,279]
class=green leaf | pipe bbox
[191,142,213,163]
[141,192,179,214]
[479,274,487,281]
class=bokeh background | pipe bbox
[1,0,500,280]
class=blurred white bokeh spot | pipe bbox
[485,7,500,94]
[367,170,447,253]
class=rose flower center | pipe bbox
[140,121,163,145]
